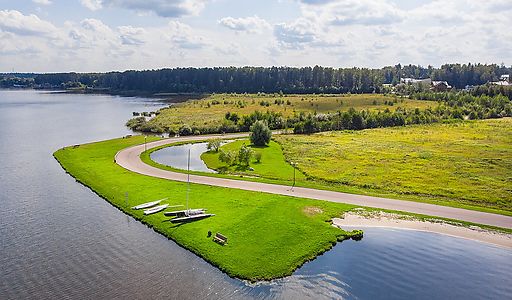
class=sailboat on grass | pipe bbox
[168,148,215,223]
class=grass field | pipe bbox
[53,136,364,281]
[201,139,306,181]
[148,93,436,132]
[276,118,512,212]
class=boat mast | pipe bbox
[186,147,190,216]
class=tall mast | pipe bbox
[186,147,190,215]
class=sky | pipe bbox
[0,0,511,72]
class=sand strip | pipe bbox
[333,211,512,249]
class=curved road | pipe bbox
[115,133,512,229]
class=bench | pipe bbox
[213,232,228,245]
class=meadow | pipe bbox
[53,136,362,281]
[146,93,435,133]
[276,118,512,212]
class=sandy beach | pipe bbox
[333,211,512,249]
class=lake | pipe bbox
[1,90,511,299]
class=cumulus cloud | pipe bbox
[32,0,52,5]
[118,26,146,45]
[80,0,208,18]
[167,20,207,49]
[274,18,317,49]
[2,0,511,71]
[0,10,57,36]
[80,0,103,11]
[218,16,270,33]
[299,0,404,26]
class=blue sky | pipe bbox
[0,0,510,72]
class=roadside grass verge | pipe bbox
[54,136,362,281]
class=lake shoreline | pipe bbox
[333,211,512,249]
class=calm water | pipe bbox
[151,142,216,173]
[1,90,511,300]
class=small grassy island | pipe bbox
[54,136,364,281]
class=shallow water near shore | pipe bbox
[1,90,511,299]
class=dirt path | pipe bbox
[115,133,512,229]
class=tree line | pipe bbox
[28,63,511,94]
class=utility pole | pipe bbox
[291,162,296,191]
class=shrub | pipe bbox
[219,150,236,165]
[254,152,262,163]
[250,120,272,146]
[178,124,192,136]
[238,145,253,166]
[207,139,222,152]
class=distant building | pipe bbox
[400,78,432,85]
[491,74,511,86]
[431,81,452,92]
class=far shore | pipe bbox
[333,211,512,249]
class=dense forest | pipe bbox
[8,63,509,94]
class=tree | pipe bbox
[238,145,253,166]
[207,139,222,152]
[250,120,272,146]
[219,150,236,165]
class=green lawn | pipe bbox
[53,136,362,281]
[276,118,512,212]
[201,139,306,181]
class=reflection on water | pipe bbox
[151,142,216,173]
[245,228,512,300]
[1,90,511,300]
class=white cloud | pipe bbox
[218,16,270,33]
[1,0,511,71]
[80,0,208,18]
[118,26,146,45]
[299,0,404,26]
[32,0,53,5]
[274,18,317,49]
[167,21,207,49]
[80,0,103,11]
[0,10,57,36]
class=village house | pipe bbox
[431,81,452,92]
[490,74,511,86]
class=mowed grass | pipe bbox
[53,136,359,281]
[275,118,512,212]
[201,139,306,181]
[149,93,435,131]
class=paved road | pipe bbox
[115,133,512,229]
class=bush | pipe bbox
[207,139,222,152]
[219,150,236,165]
[238,145,253,166]
[254,152,262,163]
[250,120,272,146]
[178,124,192,136]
